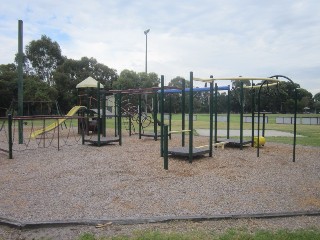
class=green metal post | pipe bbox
[189,72,193,163]
[257,84,262,157]
[169,95,172,140]
[227,86,230,139]
[129,115,132,136]
[81,112,85,145]
[114,93,117,137]
[153,92,158,141]
[102,90,106,137]
[138,94,142,139]
[97,82,101,147]
[164,125,168,170]
[86,88,90,136]
[182,79,186,147]
[293,88,297,162]
[251,88,255,147]
[8,114,13,159]
[18,20,24,144]
[214,83,218,144]
[118,93,122,145]
[240,82,244,150]
[209,82,213,157]
[160,75,164,157]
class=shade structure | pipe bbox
[76,76,104,88]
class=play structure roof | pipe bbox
[76,77,104,88]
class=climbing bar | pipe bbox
[243,82,278,89]
[169,130,191,134]
[194,77,281,82]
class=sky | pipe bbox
[1,0,320,95]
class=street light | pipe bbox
[144,29,150,73]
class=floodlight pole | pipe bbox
[18,20,24,144]
[144,29,150,73]
[144,29,150,114]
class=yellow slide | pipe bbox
[30,106,86,138]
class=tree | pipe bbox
[314,92,320,102]
[112,70,159,90]
[230,80,251,113]
[167,76,190,113]
[313,92,320,113]
[112,70,139,90]
[25,35,64,85]
[53,57,118,112]
[0,64,17,116]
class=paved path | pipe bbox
[195,129,303,137]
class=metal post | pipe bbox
[214,83,218,144]
[251,88,255,147]
[169,95,172,140]
[160,75,164,157]
[97,82,101,147]
[240,82,244,150]
[102,90,106,137]
[8,114,13,159]
[262,113,266,137]
[209,82,213,157]
[43,118,45,148]
[81,114,85,145]
[227,85,230,139]
[153,92,157,141]
[182,79,186,147]
[129,116,132,136]
[118,93,122,145]
[138,94,142,139]
[293,88,297,162]
[18,20,24,144]
[144,29,150,73]
[164,125,168,170]
[114,94,118,137]
[257,84,262,157]
[189,72,193,163]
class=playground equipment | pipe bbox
[76,77,122,146]
[195,75,299,162]
[30,106,86,138]
[160,73,214,167]
[160,72,299,168]
[110,87,173,141]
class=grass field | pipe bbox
[125,113,320,147]
[78,228,320,240]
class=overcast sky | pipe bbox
[1,0,319,95]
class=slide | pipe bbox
[30,106,86,138]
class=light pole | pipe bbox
[144,29,150,73]
[144,29,150,113]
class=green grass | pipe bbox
[77,228,320,240]
[138,113,320,147]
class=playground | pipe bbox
[0,73,319,240]
[0,130,320,224]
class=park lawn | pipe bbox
[156,113,320,147]
[78,228,320,240]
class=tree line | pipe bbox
[0,35,319,116]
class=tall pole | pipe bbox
[18,20,24,144]
[144,29,150,114]
[144,29,150,73]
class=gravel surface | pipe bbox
[0,131,320,239]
